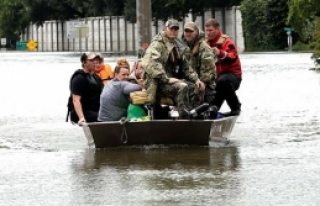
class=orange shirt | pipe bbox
[94,64,114,85]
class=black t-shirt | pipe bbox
[70,70,103,112]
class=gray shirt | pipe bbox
[98,79,142,121]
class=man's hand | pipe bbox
[212,47,220,56]
[78,117,86,126]
[168,77,180,84]
[136,78,145,88]
[130,62,144,79]
[195,80,205,91]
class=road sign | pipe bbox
[27,40,38,50]
[1,38,6,46]
[284,27,294,32]
[66,21,85,39]
[16,41,28,50]
[71,25,89,38]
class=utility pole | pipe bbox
[136,0,152,58]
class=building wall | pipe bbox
[21,7,244,53]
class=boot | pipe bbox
[222,104,241,117]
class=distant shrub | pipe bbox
[309,42,318,49]
[292,41,310,51]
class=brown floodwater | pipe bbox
[0,52,320,206]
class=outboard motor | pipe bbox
[189,103,210,118]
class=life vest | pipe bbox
[95,64,114,85]
[66,69,103,122]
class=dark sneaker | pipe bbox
[222,110,241,117]
[230,110,241,116]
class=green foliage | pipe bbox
[288,0,320,65]
[309,41,317,49]
[0,0,243,43]
[240,0,288,51]
[287,0,319,33]
[310,18,320,64]
[291,41,310,51]
[125,0,243,23]
[124,0,136,23]
[0,0,29,41]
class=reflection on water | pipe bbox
[76,147,240,171]
[69,147,240,205]
[1,52,320,205]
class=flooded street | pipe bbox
[0,52,320,205]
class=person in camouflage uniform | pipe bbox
[141,19,205,117]
[182,21,217,106]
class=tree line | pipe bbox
[287,0,320,64]
[1,0,320,63]
[241,0,320,64]
[0,0,240,41]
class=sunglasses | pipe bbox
[184,29,194,33]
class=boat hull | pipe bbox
[83,116,238,148]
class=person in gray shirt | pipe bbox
[98,57,144,121]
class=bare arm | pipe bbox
[72,94,85,125]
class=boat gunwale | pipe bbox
[84,116,237,126]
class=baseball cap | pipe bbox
[80,52,97,63]
[165,19,179,29]
[184,22,198,31]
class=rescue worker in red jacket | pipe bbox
[205,18,242,116]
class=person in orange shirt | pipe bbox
[94,53,114,85]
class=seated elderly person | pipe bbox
[98,57,144,121]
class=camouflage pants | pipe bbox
[145,77,205,116]
[159,81,193,117]
[145,77,158,105]
[184,81,204,108]
[145,79,189,116]
[188,80,216,107]
[204,81,216,105]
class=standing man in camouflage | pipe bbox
[141,19,205,118]
[182,21,217,106]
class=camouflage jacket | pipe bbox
[182,30,217,85]
[141,31,199,84]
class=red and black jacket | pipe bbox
[207,31,242,78]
